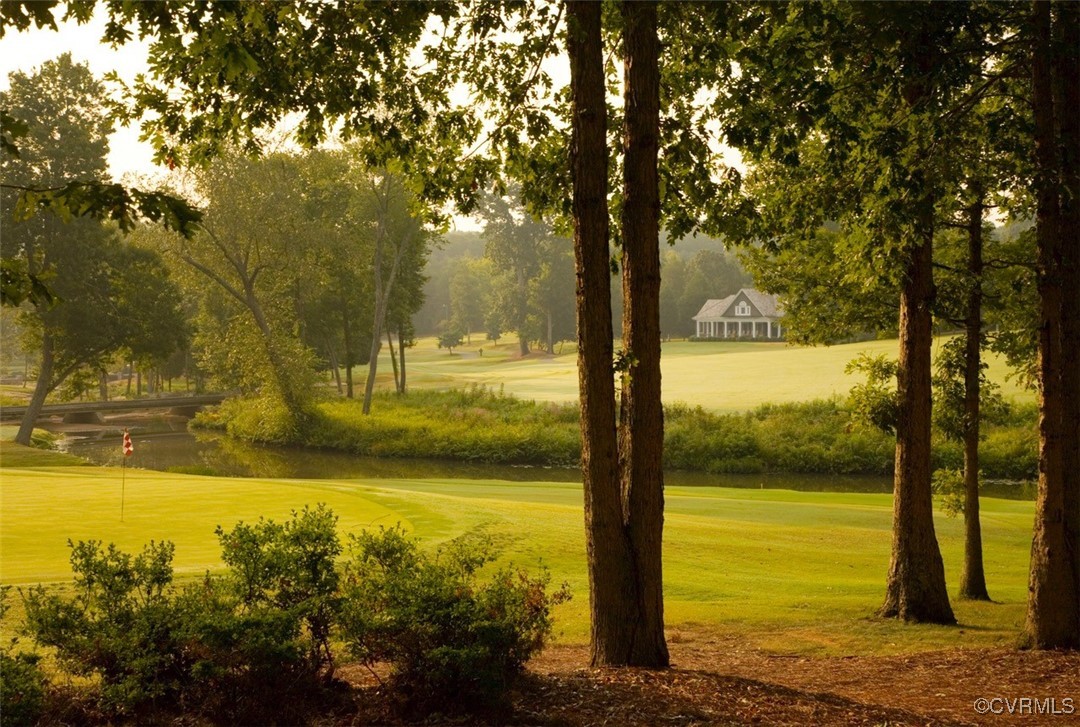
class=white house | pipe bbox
[692,288,783,340]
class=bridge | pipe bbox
[0,394,229,423]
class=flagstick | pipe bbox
[121,454,126,522]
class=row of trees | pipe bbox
[2,0,1076,660]
[425,225,749,354]
[1,55,188,445]
[1,56,437,441]
[709,1,1077,645]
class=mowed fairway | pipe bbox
[387,336,1034,412]
[1,453,1035,656]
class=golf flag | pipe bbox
[122,430,133,457]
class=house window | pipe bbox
[735,302,751,316]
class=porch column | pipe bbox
[768,321,773,338]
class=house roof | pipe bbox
[692,288,782,321]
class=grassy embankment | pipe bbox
[2,438,1033,657]
[205,336,1038,478]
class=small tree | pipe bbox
[437,324,465,354]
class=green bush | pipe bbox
[215,504,341,672]
[1,587,46,727]
[339,526,569,717]
[19,507,343,722]
[22,540,188,716]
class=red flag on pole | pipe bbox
[122,430,134,457]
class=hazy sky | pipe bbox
[1,14,163,185]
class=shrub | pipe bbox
[19,506,344,723]
[339,526,569,717]
[215,504,341,672]
[22,540,187,716]
[1,587,47,726]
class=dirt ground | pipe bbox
[344,628,1080,726]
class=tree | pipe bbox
[478,189,546,357]
[710,1,1039,624]
[166,153,320,417]
[384,214,428,394]
[293,150,374,400]
[449,258,488,345]
[357,169,432,414]
[528,239,576,353]
[436,325,464,354]
[615,0,669,666]
[565,0,670,668]
[1025,0,1079,649]
[2,55,186,445]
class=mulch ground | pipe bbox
[340,628,1080,726]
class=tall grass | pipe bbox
[205,388,1038,478]
[304,386,581,465]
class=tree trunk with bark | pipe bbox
[15,332,54,445]
[387,329,400,393]
[397,321,408,393]
[516,267,531,357]
[327,343,342,395]
[960,196,990,601]
[342,298,354,398]
[1056,0,1080,632]
[881,210,955,624]
[616,0,669,667]
[361,177,410,415]
[567,0,641,668]
[1025,0,1080,649]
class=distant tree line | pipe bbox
[418,224,749,349]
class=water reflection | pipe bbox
[56,425,1035,500]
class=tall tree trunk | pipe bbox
[960,194,990,601]
[881,210,955,624]
[546,309,555,354]
[342,298,354,398]
[362,187,409,415]
[387,328,400,393]
[327,343,342,395]
[99,369,109,402]
[516,267,531,357]
[1026,0,1080,649]
[616,0,668,667]
[362,296,387,413]
[567,0,640,669]
[15,331,53,445]
[126,361,133,396]
[397,322,407,393]
[1055,0,1080,634]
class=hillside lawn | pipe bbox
[1,441,1034,658]
[374,336,1035,412]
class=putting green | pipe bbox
[0,456,1036,655]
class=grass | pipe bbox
[376,335,1035,413]
[1,441,1034,657]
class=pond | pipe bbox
[52,418,1037,500]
